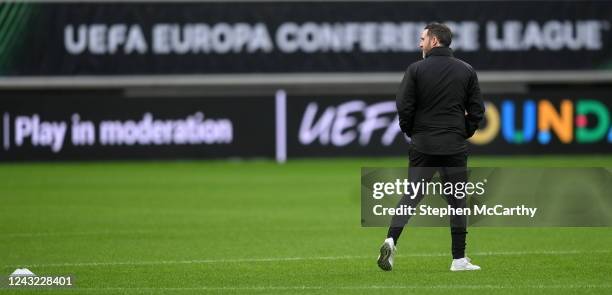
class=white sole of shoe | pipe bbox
[377,243,392,271]
[450,267,481,271]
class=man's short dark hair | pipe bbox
[424,23,452,47]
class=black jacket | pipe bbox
[396,47,485,155]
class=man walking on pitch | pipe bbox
[377,23,485,272]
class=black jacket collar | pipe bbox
[425,47,453,58]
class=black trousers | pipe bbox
[387,146,468,259]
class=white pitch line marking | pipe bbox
[1,230,155,238]
[7,249,610,269]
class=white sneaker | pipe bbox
[450,257,481,271]
[377,238,396,271]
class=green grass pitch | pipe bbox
[1,156,611,294]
